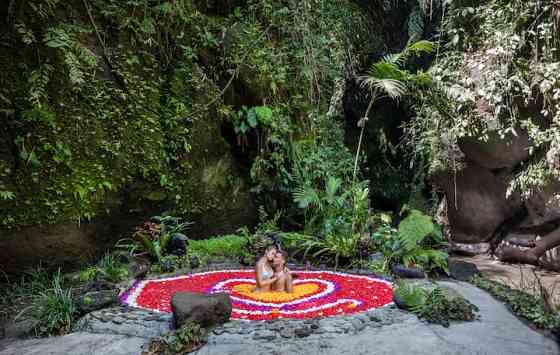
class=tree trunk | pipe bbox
[499,227,560,267]
[352,97,375,181]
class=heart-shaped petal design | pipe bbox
[232,282,320,303]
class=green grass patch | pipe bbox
[188,234,250,260]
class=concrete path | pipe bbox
[453,255,560,306]
[1,281,558,355]
[0,332,146,355]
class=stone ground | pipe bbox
[0,280,557,355]
[454,255,560,306]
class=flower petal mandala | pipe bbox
[121,270,393,321]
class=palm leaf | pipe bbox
[325,176,342,204]
[372,79,407,100]
[367,62,406,80]
[405,40,434,56]
[293,185,321,209]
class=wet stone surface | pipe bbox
[73,306,173,339]
[202,304,410,342]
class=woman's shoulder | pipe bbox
[255,257,266,266]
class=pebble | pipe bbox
[279,328,295,338]
[350,318,366,332]
[294,326,313,338]
[253,331,277,341]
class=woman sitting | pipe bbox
[254,246,278,292]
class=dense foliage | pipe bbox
[0,0,380,228]
[407,0,560,195]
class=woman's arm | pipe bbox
[285,271,293,293]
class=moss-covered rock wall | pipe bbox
[1,0,424,270]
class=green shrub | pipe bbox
[143,323,207,355]
[282,232,359,269]
[130,216,192,263]
[372,210,448,274]
[394,283,478,327]
[97,254,129,283]
[23,271,78,335]
[417,288,479,327]
[78,266,98,283]
[393,282,428,312]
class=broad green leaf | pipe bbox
[247,109,258,128]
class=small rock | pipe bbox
[128,258,150,279]
[77,289,119,314]
[450,242,490,256]
[448,260,480,281]
[321,325,339,333]
[190,255,201,269]
[366,310,381,322]
[171,292,231,329]
[355,314,369,323]
[391,264,425,278]
[169,233,188,256]
[294,326,313,338]
[213,328,226,335]
[350,318,366,332]
[253,331,276,341]
[265,321,284,331]
[279,327,294,338]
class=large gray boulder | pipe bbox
[171,292,231,329]
[434,164,522,243]
[458,130,531,170]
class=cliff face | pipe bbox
[0,0,424,271]
[415,1,560,261]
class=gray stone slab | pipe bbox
[0,332,148,355]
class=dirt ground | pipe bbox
[453,254,560,307]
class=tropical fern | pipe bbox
[28,64,53,107]
[293,185,322,210]
[397,209,435,251]
[383,209,449,273]
[44,25,98,88]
